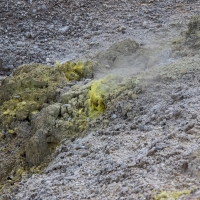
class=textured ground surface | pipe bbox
[3,57,200,200]
[0,0,200,75]
[1,0,200,200]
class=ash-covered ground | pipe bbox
[1,0,200,200]
[0,0,199,75]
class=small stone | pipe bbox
[73,16,79,22]
[111,114,117,119]
[47,24,54,30]
[89,53,95,58]
[151,165,157,172]
[155,143,164,151]
[3,64,14,71]
[105,148,110,154]
[160,119,166,126]
[117,25,126,32]
[74,145,85,150]
[46,58,51,62]
[142,21,148,28]
[184,123,195,132]
[81,152,88,157]
[29,51,35,55]
[41,4,46,10]
[64,104,71,108]
[17,41,26,47]
[25,31,31,38]
[37,6,41,11]
[59,26,69,34]
[134,186,142,194]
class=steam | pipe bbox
[93,39,177,80]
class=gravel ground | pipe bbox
[4,58,200,199]
[1,0,200,75]
[2,0,200,200]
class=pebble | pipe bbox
[58,26,69,34]
[25,32,31,38]
[142,21,148,28]
[111,114,117,119]
[16,42,26,47]
[41,4,46,10]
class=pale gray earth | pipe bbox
[2,0,200,200]
[0,0,200,75]
[3,57,200,200]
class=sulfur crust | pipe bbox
[0,61,94,130]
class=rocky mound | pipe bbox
[1,37,163,190]
[0,39,147,189]
[0,60,95,186]
[2,1,200,199]
[2,54,200,199]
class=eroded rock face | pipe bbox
[6,56,200,200]
[0,56,131,185]
[0,60,95,186]
[26,103,61,165]
[26,74,132,166]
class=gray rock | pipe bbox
[111,114,117,119]
[58,26,69,34]
[16,41,26,47]
[155,143,165,150]
[142,21,148,28]
[37,6,41,11]
[41,4,47,10]
[5,65,14,70]
[0,58,3,69]
[25,32,31,38]
[47,24,55,30]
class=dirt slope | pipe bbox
[0,0,199,76]
[1,0,200,200]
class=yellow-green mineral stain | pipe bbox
[8,129,15,135]
[89,74,126,117]
[154,190,191,200]
[89,79,107,113]
[0,60,94,128]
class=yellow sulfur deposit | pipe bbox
[89,74,125,117]
[89,79,107,112]
[57,60,94,81]
[0,61,94,129]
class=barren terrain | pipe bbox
[1,0,200,200]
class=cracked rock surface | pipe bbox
[2,0,200,200]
